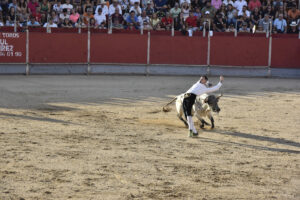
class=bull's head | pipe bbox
[204,94,222,113]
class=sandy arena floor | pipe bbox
[0,75,299,200]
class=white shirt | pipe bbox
[94,13,106,25]
[223,0,234,6]
[62,3,73,13]
[95,5,109,16]
[130,0,140,5]
[186,82,222,96]
[0,22,3,27]
[238,10,250,17]
[109,4,122,16]
[53,4,63,13]
[129,6,142,15]
[43,23,58,28]
[233,0,247,12]
[180,0,191,5]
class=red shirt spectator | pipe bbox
[161,13,173,27]
[32,7,42,22]
[248,0,261,11]
[186,13,198,27]
[28,0,39,14]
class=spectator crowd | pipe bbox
[0,0,299,34]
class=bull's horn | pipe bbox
[217,93,223,98]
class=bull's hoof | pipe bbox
[211,126,214,129]
[200,124,205,129]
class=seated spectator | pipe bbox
[181,2,190,20]
[225,23,235,32]
[170,3,181,19]
[53,0,63,14]
[168,0,177,8]
[263,5,275,20]
[0,17,3,27]
[255,24,265,33]
[109,0,122,16]
[69,9,80,24]
[40,0,50,14]
[27,16,40,26]
[60,9,70,21]
[139,10,150,29]
[213,13,226,32]
[273,0,283,10]
[248,0,261,11]
[61,18,73,28]
[227,3,237,26]
[250,7,262,30]
[185,11,198,31]
[19,0,27,14]
[43,18,58,28]
[130,0,140,6]
[95,0,109,16]
[89,18,97,28]
[217,4,227,18]
[83,0,93,14]
[239,21,250,32]
[238,6,250,18]
[273,14,287,33]
[62,0,73,14]
[286,0,297,9]
[83,8,94,25]
[94,8,106,28]
[179,0,191,6]
[51,11,60,24]
[8,0,19,11]
[143,1,155,17]
[32,6,42,23]
[8,6,16,22]
[233,0,247,13]
[287,6,300,23]
[130,2,142,16]
[5,16,14,26]
[200,11,213,30]
[259,14,272,32]
[28,0,39,15]
[160,12,173,30]
[275,5,287,19]
[120,0,129,13]
[211,0,222,10]
[111,8,124,29]
[154,0,168,11]
[150,12,161,30]
[287,21,299,34]
[223,0,234,6]
[126,10,139,30]
[201,1,216,19]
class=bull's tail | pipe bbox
[162,96,177,112]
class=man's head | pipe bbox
[199,76,208,84]
[279,13,283,20]
[130,10,135,17]
[264,14,269,21]
[66,0,70,4]
[206,1,211,7]
[189,11,194,17]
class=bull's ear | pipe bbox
[204,97,208,103]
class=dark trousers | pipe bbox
[182,93,196,119]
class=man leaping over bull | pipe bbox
[182,75,224,137]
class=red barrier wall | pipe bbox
[0,32,26,63]
[90,34,147,64]
[271,37,300,68]
[150,35,207,65]
[29,32,87,63]
[210,36,269,66]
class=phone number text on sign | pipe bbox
[0,33,23,57]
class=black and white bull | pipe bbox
[163,93,222,129]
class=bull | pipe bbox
[163,93,222,129]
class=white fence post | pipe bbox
[206,20,211,75]
[26,29,30,75]
[146,31,150,75]
[267,36,272,77]
[87,28,91,75]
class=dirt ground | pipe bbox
[0,75,299,200]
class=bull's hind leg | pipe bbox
[200,119,210,129]
[177,114,188,127]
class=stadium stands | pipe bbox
[0,0,299,34]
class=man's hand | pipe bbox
[220,76,224,83]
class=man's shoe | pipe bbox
[189,130,193,137]
[193,132,199,137]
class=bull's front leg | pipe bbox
[210,116,214,129]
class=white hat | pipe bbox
[290,21,297,26]
[100,0,106,4]
[205,11,210,14]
